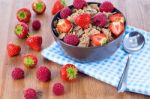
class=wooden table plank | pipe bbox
[0,0,150,99]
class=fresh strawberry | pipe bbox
[7,43,21,57]
[109,21,125,37]
[26,35,42,51]
[75,13,91,29]
[109,13,125,23]
[32,0,46,15]
[51,0,66,15]
[16,8,31,23]
[23,54,38,68]
[60,64,78,81]
[56,19,72,33]
[15,23,29,39]
[91,33,108,47]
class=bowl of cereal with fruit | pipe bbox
[51,0,126,61]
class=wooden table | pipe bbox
[0,0,150,99]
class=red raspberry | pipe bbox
[36,66,51,82]
[73,0,87,9]
[63,34,79,46]
[24,88,37,99]
[52,83,64,96]
[11,68,24,80]
[60,7,72,19]
[93,13,107,27]
[32,20,41,30]
[100,1,114,12]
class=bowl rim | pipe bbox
[51,2,127,49]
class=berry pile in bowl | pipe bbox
[51,0,126,61]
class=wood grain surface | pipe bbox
[0,0,150,99]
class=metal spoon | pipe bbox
[117,31,145,92]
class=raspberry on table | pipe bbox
[11,68,24,80]
[52,83,64,96]
[24,88,37,99]
[36,66,51,82]
[32,19,41,30]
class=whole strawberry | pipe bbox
[75,13,91,29]
[23,54,38,68]
[15,23,29,39]
[60,64,78,81]
[52,83,64,96]
[32,0,46,15]
[24,88,37,99]
[7,43,21,57]
[26,35,42,51]
[36,66,51,82]
[51,0,66,15]
[11,68,24,80]
[16,8,31,23]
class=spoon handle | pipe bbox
[117,54,131,92]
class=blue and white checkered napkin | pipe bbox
[42,25,150,95]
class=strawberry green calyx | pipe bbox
[18,11,27,20]
[35,2,44,12]
[15,25,23,35]
[121,18,125,23]
[24,57,34,67]
[101,38,108,46]
[60,0,67,6]
[66,66,77,80]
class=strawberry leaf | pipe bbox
[15,25,23,35]
[24,57,34,66]
[66,66,77,80]
[60,0,67,6]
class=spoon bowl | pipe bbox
[123,31,145,53]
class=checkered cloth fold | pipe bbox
[42,25,150,96]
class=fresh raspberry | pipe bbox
[36,66,51,82]
[32,20,41,30]
[11,68,24,80]
[100,1,114,12]
[63,34,79,46]
[73,0,87,9]
[92,13,107,27]
[52,83,64,96]
[60,7,72,19]
[24,88,37,99]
